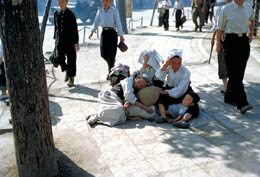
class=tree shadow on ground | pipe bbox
[158,81,260,175]
[68,84,100,98]
[55,149,94,177]
[49,101,63,126]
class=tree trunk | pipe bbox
[40,0,52,47]
[118,0,128,34]
[0,1,58,177]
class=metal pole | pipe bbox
[83,24,86,44]
[150,0,158,26]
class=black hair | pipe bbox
[187,91,200,103]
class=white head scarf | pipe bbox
[168,49,182,59]
[138,49,164,70]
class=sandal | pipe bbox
[172,121,190,129]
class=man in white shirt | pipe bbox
[162,0,172,31]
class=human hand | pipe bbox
[120,36,125,42]
[143,106,153,113]
[121,102,130,110]
[160,90,168,95]
[74,44,80,52]
[216,43,221,54]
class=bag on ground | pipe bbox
[109,63,130,86]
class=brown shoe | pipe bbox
[67,77,74,87]
[64,72,69,82]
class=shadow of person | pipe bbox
[55,149,95,177]
[49,101,63,126]
[68,84,100,98]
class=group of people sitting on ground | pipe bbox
[86,48,200,129]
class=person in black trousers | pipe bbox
[54,0,79,87]
[162,0,172,31]
[216,0,255,114]
[89,0,125,80]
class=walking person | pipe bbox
[54,0,80,87]
[162,0,172,31]
[191,0,206,32]
[216,0,255,114]
[173,0,185,31]
[211,0,231,94]
[89,0,125,80]
[157,0,164,27]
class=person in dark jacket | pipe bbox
[54,0,79,87]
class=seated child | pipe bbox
[167,91,200,123]
[156,91,200,127]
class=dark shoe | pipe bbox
[199,27,202,32]
[64,72,69,82]
[194,26,198,31]
[67,77,74,87]
[172,121,190,129]
[240,105,253,114]
[155,117,168,123]
[220,90,225,94]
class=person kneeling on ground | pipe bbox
[86,73,154,127]
[155,49,200,124]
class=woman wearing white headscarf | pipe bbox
[137,49,164,85]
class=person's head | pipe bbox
[182,91,200,107]
[234,0,244,5]
[102,0,112,10]
[58,0,68,11]
[167,49,183,72]
[133,74,149,90]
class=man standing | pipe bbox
[54,0,79,87]
[216,0,255,114]
[162,0,172,31]
[191,0,206,32]
[89,0,125,80]
[157,0,164,27]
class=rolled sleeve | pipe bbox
[167,78,190,98]
[90,10,100,33]
[115,10,124,36]
[155,68,168,82]
[120,77,137,104]
[216,8,226,31]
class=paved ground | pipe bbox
[1,10,260,177]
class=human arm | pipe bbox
[166,67,190,98]
[89,10,100,39]
[71,12,79,51]
[216,30,224,53]
[248,19,255,43]
[114,8,124,41]
[134,101,153,113]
